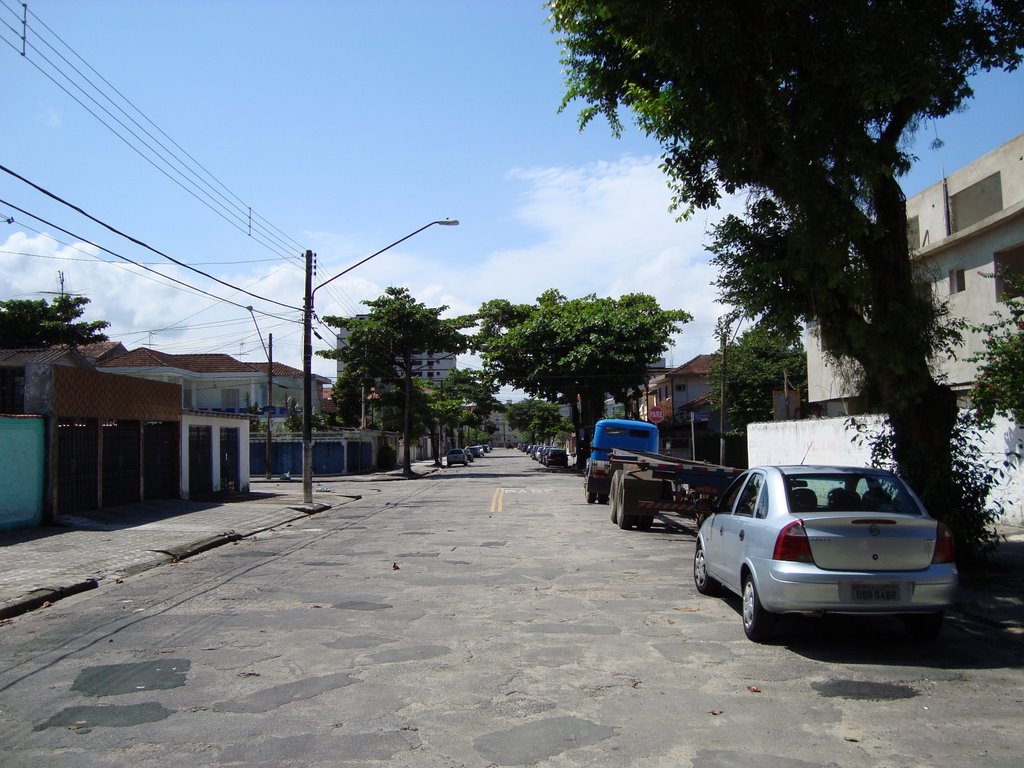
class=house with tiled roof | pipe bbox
[1,345,253,529]
[645,354,716,422]
[76,341,128,365]
[97,348,329,418]
[639,353,730,460]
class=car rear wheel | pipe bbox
[903,612,944,642]
[586,491,597,504]
[742,573,776,642]
[693,542,720,596]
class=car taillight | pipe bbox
[592,468,607,477]
[932,522,956,564]
[772,519,814,563]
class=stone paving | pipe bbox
[0,463,440,618]
[1,461,1022,638]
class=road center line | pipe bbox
[489,487,505,514]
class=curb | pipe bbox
[0,499,350,622]
[0,579,99,620]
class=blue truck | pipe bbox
[584,418,742,531]
[583,419,660,504]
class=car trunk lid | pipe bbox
[799,513,939,571]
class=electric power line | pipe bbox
[0,166,301,312]
[0,197,300,324]
[0,0,307,265]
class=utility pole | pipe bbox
[719,323,728,466]
[300,220,458,501]
[265,333,273,480]
[302,249,314,504]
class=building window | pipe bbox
[221,389,240,410]
[995,245,1024,301]
[948,267,966,294]
[950,172,1003,233]
[907,216,921,250]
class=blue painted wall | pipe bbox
[0,417,45,530]
[249,438,375,476]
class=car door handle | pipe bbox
[718,526,724,536]
[738,529,745,541]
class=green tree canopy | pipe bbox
[475,290,690,464]
[507,398,573,445]
[549,1,1024,550]
[971,275,1024,424]
[0,295,109,348]
[321,287,472,476]
[707,324,808,435]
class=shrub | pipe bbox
[849,412,1007,565]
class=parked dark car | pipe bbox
[545,448,568,467]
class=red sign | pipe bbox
[648,406,665,423]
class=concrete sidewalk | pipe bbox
[0,461,442,620]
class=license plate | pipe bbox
[848,583,900,602]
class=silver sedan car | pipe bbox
[693,465,958,642]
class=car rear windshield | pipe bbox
[783,473,923,515]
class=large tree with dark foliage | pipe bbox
[475,290,690,466]
[550,0,1024,553]
[0,295,109,348]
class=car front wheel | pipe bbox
[742,573,776,643]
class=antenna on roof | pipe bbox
[800,442,814,465]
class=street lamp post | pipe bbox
[301,219,459,504]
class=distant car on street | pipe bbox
[693,465,958,642]
[446,449,468,467]
[545,448,568,467]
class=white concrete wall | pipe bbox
[180,413,251,496]
[748,415,1022,525]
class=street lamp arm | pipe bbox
[301,217,459,505]
[313,219,459,298]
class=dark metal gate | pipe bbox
[56,419,98,515]
[220,427,239,493]
[102,419,141,507]
[188,425,213,496]
[144,421,179,500]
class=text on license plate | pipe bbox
[849,583,900,601]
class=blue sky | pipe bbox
[2,1,1022,398]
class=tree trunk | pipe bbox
[861,172,958,519]
[402,354,413,477]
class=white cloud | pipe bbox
[2,154,743,382]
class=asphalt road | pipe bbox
[0,450,1021,767]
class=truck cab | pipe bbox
[584,419,660,504]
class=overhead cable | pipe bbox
[0,197,299,324]
[0,0,307,264]
[0,165,301,311]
